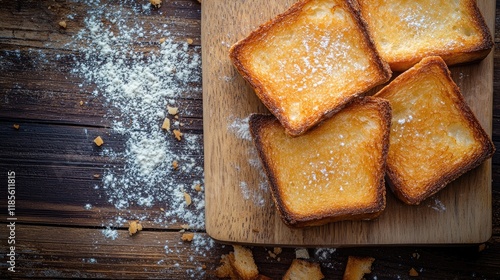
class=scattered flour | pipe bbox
[228,116,270,207]
[101,227,118,240]
[314,248,338,269]
[71,1,204,230]
[58,1,210,277]
[427,197,446,212]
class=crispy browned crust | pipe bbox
[231,0,391,137]
[249,97,392,227]
[342,256,375,280]
[357,0,493,72]
[283,259,325,280]
[376,56,495,205]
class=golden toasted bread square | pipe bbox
[231,0,391,136]
[249,97,391,227]
[374,56,495,205]
[356,0,493,71]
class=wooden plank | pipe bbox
[0,121,204,230]
[0,0,203,127]
[1,224,500,279]
[203,0,496,245]
[0,162,205,230]
[0,225,228,279]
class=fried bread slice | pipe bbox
[374,56,495,205]
[249,97,391,227]
[355,0,493,72]
[230,0,391,136]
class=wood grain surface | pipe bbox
[203,0,495,246]
[1,0,500,279]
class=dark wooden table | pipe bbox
[1,0,500,279]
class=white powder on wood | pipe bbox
[101,227,118,240]
[427,197,446,212]
[228,116,270,207]
[72,1,204,228]
[64,1,210,277]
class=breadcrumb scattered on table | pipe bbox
[150,0,162,8]
[93,136,104,146]
[128,220,143,236]
[59,20,67,28]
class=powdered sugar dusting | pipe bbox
[229,116,270,207]
[101,227,118,240]
[71,1,205,229]
[228,116,252,141]
[314,248,338,269]
[58,1,212,277]
[427,197,446,212]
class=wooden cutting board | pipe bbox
[202,0,495,246]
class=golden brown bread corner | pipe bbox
[342,256,375,280]
[283,259,325,280]
[249,97,391,227]
[230,245,259,280]
[230,0,391,136]
[374,56,495,205]
[355,0,493,72]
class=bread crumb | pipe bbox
[93,136,104,146]
[295,248,309,259]
[167,105,178,115]
[343,256,374,280]
[181,224,190,230]
[409,268,419,277]
[161,118,171,131]
[159,37,166,44]
[184,192,192,206]
[274,247,282,255]
[59,20,67,29]
[232,245,259,280]
[194,183,202,192]
[268,250,277,259]
[478,243,487,252]
[150,0,162,8]
[215,253,237,279]
[128,220,143,236]
[93,174,100,178]
[412,252,420,259]
[173,129,182,141]
[187,38,194,45]
[172,160,179,170]
[268,248,283,259]
[181,232,194,242]
[13,124,20,130]
[79,100,84,106]
[284,259,324,280]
